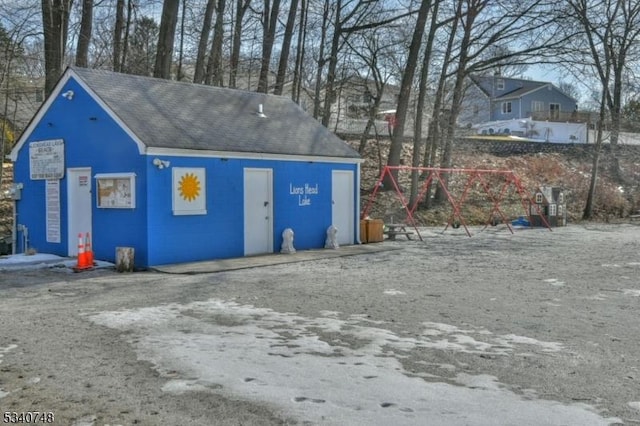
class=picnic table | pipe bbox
[384,223,414,240]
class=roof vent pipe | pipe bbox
[257,103,267,118]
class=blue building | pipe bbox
[9,67,362,268]
[459,75,578,127]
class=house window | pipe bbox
[558,193,564,203]
[531,101,544,112]
[95,173,136,208]
[502,102,512,114]
[535,193,543,203]
[473,105,479,115]
[558,205,563,216]
[549,204,557,216]
[550,103,560,119]
[496,79,505,90]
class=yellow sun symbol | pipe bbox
[179,173,201,202]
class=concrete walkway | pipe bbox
[151,243,398,274]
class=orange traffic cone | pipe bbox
[74,232,93,272]
[85,232,94,266]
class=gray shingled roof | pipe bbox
[70,67,360,159]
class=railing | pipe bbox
[528,111,592,123]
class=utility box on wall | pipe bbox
[529,186,567,227]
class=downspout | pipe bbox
[11,200,16,254]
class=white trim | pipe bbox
[9,68,146,162]
[10,72,73,161]
[94,172,137,178]
[145,147,364,164]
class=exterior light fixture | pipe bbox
[152,158,170,169]
[61,90,74,100]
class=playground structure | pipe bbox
[361,166,551,239]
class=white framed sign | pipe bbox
[46,179,60,243]
[173,167,206,215]
[95,173,136,208]
[29,139,64,180]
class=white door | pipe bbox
[332,170,354,245]
[244,168,273,255]
[67,168,92,256]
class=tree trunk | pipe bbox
[320,0,342,127]
[120,0,133,72]
[154,0,180,79]
[176,0,187,80]
[274,0,299,95]
[194,0,216,84]
[113,0,124,72]
[409,0,439,207]
[291,0,307,103]
[205,0,226,86]
[583,90,608,220]
[229,0,251,88]
[42,0,73,95]
[384,0,432,187]
[257,0,281,93]
[75,0,92,67]
[313,0,330,118]
[435,0,472,203]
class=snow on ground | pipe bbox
[0,253,113,271]
[89,298,620,426]
[0,344,17,399]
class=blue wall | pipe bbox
[14,77,148,265]
[14,76,359,268]
[146,156,357,266]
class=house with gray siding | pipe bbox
[459,75,578,128]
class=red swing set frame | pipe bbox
[361,166,552,239]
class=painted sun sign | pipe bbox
[173,167,206,215]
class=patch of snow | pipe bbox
[628,401,640,411]
[0,344,17,364]
[71,415,97,426]
[88,299,618,426]
[0,253,113,271]
[622,289,640,297]
[384,289,406,295]
[543,278,565,287]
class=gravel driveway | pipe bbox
[1,223,639,425]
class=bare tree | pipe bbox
[41,0,73,94]
[291,0,308,103]
[193,0,216,83]
[229,0,252,88]
[384,0,433,186]
[113,0,125,71]
[205,0,226,86]
[154,0,180,79]
[409,0,442,207]
[75,0,92,67]
[257,0,281,93]
[124,16,158,76]
[273,0,299,95]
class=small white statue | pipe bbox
[324,225,339,249]
[280,228,296,254]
